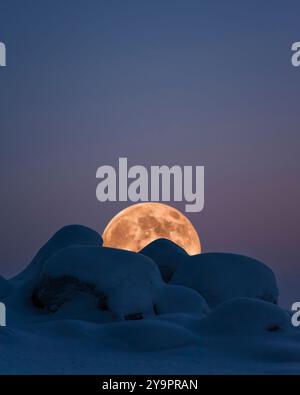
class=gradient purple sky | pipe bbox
[0,0,299,306]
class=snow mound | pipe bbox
[12,225,102,283]
[29,318,198,352]
[3,223,300,374]
[101,319,198,351]
[0,275,12,299]
[139,238,188,282]
[47,293,115,323]
[155,285,210,317]
[199,298,290,334]
[157,313,203,331]
[34,246,163,319]
[171,253,279,307]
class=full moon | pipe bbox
[102,202,201,255]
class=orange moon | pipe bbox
[102,202,201,255]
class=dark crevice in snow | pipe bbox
[31,290,44,309]
[32,275,109,313]
[124,313,143,321]
[266,325,281,332]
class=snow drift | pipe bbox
[139,238,188,282]
[199,298,290,334]
[171,252,279,307]
[155,284,210,317]
[12,225,103,284]
[34,245,162,319]
[1,225,299,375]
[0,275,12,299]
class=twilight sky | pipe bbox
[0,0,299,307]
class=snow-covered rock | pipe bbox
[199,298,290,334]
[0,275,12,299]
[12,225,102,283]
[139,238,188,282]
[155,285,210,317]
[3,223,299,375]
[35,246,163,319]
[171,253,279,307]
[41,293,115,324]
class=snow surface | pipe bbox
[37,245,163,318]
[139,238,188,282]
[0,226,299,374]
[155,285,210,317]
[0,276,11,299]
[171,252,279,307]
[12,225,102,284]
